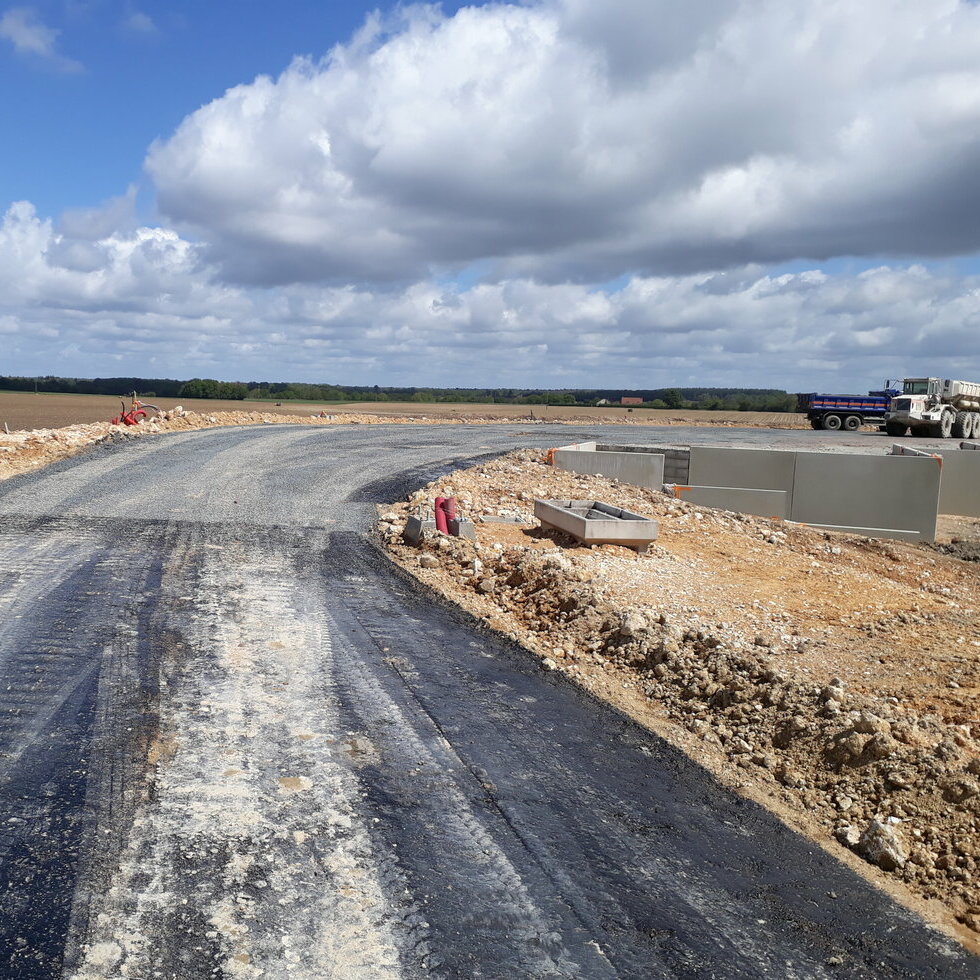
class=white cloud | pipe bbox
[4,199,980,390]
[146,0,980,287]
[122,11,157,35]
[0,6,81,70]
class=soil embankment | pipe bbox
[381,449,980,950]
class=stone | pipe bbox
[941,776,979,804]
[619,609,648,639]
[419,554,439,569]
[858,819,907,871]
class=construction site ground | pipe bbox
[3,407,979,962]
[380,449,980,952]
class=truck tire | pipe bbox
[885,421,908,437]
[822,414,842,431]
[843,415,861,431]
[952,411,971,439]
[929,411,954,438]
[965,413,979,440]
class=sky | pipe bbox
[3,0,980,392]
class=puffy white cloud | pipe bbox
[122,11,158,35]
[4,199,980,390]
[147,0,980,286]
[0,6,81,71]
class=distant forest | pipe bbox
[0,375,798,412]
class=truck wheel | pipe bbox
[843,415,861,431]
[952,411,971,439]
[885,421,907,437]
[941,410,955,438]
[822,414,842,431]
[964,413,979,440]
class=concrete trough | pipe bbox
[534,499,659,552]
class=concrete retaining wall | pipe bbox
[891,443,980,517]
[689,447,796,493]
[558,441,942,542]
[554,442,666,488]
[598,445,691,483]
[673,486,790,518]
[790,452,940,542]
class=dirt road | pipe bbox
[0,424,975,977]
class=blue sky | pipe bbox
[3,0,980,390]
[0,2,456,216]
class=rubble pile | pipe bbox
[380,449,980,940]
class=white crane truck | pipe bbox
[884,378,980,438]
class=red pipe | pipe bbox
[434,496,448,534]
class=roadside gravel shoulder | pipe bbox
[379,448,980,955]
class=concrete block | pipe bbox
[534,499,659,552]
[448,517,478,540]
[689,447,797,493]
[960,441,980,451]
[790,452,940,543]
[402,516,436,545]
[673,486,790,519]
[553,442,665,488]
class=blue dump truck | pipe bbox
[796,383,900,431]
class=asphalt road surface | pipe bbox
[0,424,976,979]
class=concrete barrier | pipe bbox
[554,442,665,488]
[790,452,940,542]
[673,486,790,518]
[689,446,796,493]
[598,444,691,483]
[559,441,942,542]
[891,443,980,517]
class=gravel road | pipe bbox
[0,424,975,978]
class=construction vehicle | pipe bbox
[883,378,980,438]
[797,383,899,431]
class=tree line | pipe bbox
[0,376,798,412]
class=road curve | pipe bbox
[0,424,975,978]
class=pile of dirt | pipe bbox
[380,449,980,946]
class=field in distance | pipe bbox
[0,390,805,432]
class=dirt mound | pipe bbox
[380,449,980,948]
